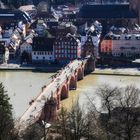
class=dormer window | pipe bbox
[88,37,92,41]
[125,36,131,40]
[136,36,140,40]
[120,47,125,50]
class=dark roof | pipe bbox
[32,37,55,51]
[62,13,77,19]
[36,12,56,19]
[47,21,59,27]
[1,22,16,30]
[55,34,77,43]
[0,9,31,23]
[79,4,137,19]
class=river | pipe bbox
[62,73,140,111]
[0,71,140,118]
[0,71,53,118]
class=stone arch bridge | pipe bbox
[19,57,95,129]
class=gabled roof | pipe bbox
[55,34,77,43]
[79,4,137,19]
[32,37,55,51]
[0,9,31,23]
[36,12,56,19]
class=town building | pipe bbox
[0,42,5,63]
[101,31,140,58]
[0,9,31,24]
[80,22,102,57]
[79,3,138,28]
[36,11,59,22]
[20,42,32,55]
[4,47,9,64]
[129,0,140,24]
[54,34,81,64]
[81,36,95,58]
[35,20,47,37]
[32,37,55,63]
[47,22,77,38]
[19,5,37,18]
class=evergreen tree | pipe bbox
[0,82,15,140]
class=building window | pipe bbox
[36,56,38,59]
[34,52,36,55]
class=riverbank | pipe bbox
[1,63,140,76]
[94,68,140,76]
[0,63,61,72]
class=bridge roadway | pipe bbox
[18,59,87,129]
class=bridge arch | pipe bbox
[77,68,84,81]
[69,75,77,90]
[60,84,68,100]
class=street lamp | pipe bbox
[41,120,51,140]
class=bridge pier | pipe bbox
[85,57,95,74]
[40,96,57,122]
[60,85,69,100]
[57,94,60,110]
[77,68,84,81]
[69,75,77,90]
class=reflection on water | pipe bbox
[1,71,140,118]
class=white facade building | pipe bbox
[4,48,9,63]
[32,51,54,62]
[111,33,140,57]
[32,37,55,63]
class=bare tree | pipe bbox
[57,106,69,140]
[67,100,88,140]
[96,84,140,140]
[85,94,108,140]
[21,122,43,140]
[109,85,140,140]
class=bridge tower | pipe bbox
[81,36,96,73]
[85,57,95,74]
